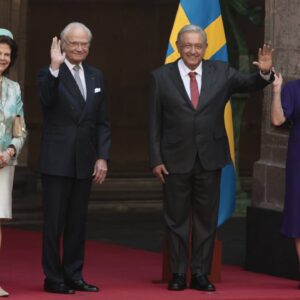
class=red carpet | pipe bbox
[1,227,300,300]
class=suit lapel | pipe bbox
[83,64,95,106]
[79,64,96,121]
[198,60,215,111]
[60,63,85,110]
[168,62,194,110]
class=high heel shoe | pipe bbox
[0,287,9,297]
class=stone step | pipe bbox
[90,177,163,200]
[13,166,163,200]
[11,167,252,224]
[11,174,163,225]
[11,196,162,226]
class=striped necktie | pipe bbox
[73,65,85,99]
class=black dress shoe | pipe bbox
[44,280,75,294]
[67,279,99,292]
[190,274,215,292]
[168,273,187,291]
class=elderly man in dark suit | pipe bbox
[38,22,111,294]
[148,24,273,292]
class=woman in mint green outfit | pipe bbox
[0,28,26,297]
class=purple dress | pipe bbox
[281,80,300,237]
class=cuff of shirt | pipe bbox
[259,70,271,81]
[49,66,59,78]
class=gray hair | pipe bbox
[177,24,207,44]
[60,22,92,43]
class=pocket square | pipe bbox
[94,87,101,93]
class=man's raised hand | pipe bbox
[253,43,274,74]
[50,37,66,71]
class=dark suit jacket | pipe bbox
[38,62,111,179]
[148,60,272,173]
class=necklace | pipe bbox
[0,76,2,100]
[0,78,4,122]
[0,76,8,111]
[0,77,8,150]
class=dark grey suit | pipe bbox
[148,60,272,274]
[38,62,111,283]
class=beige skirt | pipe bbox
[0,166,15,219]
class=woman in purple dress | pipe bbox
[271,71,300,275]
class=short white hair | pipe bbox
[177,24,207,44]
[60,22,92,42]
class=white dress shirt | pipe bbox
[177,59,202,100]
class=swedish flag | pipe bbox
[166,0,236,226]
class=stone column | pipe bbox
[0,0,28,165]
[246,0,300,279]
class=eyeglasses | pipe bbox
[63,39,90,49]
[181,44,204,51]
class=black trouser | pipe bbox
[163,159,221,275]
[41,174,92,283]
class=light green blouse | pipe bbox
[0,76,26,165]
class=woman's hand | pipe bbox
[0,151,8,168]
[273,71,283,93]
[271,69,285,126]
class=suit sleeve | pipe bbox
[148,72,163,168]
[96,71,111,160]
[227,66,274,96]
[37,67,60,107]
